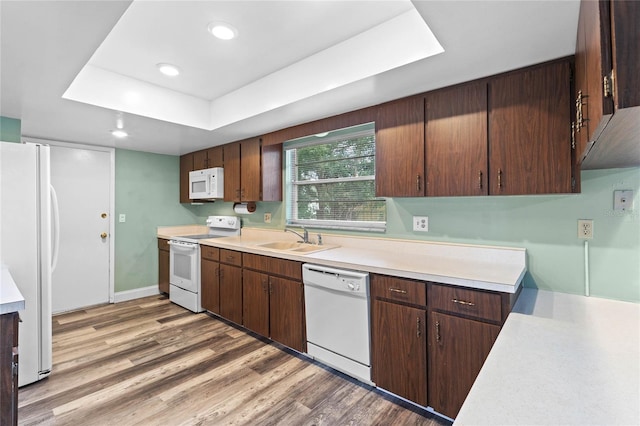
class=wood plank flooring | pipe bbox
[18,295,452,426]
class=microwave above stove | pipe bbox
[189,167,223,200]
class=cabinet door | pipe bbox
[426,82,488,196]
[489,60,572,194]
[269,276,305,352]
[201,259,220,314]
[429,311,500,419]
[223,142,241,202]
[158,242,169,295]
[375,97,425,197]
[219,263,242,324]
[179,153,194,203]
[242,270,269,337]
[582,0,613,142]
[371,300,427,406]
[206,146,224,168]
[193,150,208,170]
[240,138,261,201]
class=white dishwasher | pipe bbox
[302,264,372,384]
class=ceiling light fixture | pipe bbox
[207,22,238,40]
[315,132,329,137]
[111,130,128,138]
[156,63,181,77]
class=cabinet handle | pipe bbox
[452,298,475,307]
[497,169,503,189]
[575,90,588,131]
[215,267,220,277]
[416,175,421,192]
[219,269,224,279]
[269,279,273,295]
[417,317,422,338]
[262,278,268,292]
[478,171,483,189]
[435,321,441,343]
[389,288,407,294]
[226,256,235,262]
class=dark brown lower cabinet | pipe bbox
[372,300,428,407]
[242,269,270,337]
[201,258,220,314]
[157,238,169,294]
[242,256,305,353]
[219,263,242,324]
[1,312,19,426]
[269,276,304,352]
[428,311,500,419]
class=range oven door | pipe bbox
[168,240,199,292]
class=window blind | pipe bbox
[284,122,386,232]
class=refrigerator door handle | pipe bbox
[50,184,60,272]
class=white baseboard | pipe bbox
[114,285,160,303]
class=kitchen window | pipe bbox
[284,122,386,232]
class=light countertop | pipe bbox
[158,226,527,293]
[0,266,25,314]
[455,288,640,425]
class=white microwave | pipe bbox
[189,167,224,199]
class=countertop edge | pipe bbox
[0,267,26,314]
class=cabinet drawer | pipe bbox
[242,253,302,280]
[430,283,502,323]
[371,274,426,307]
[200,245,219,261]
[157,238,169,250]
[220,249,242,266]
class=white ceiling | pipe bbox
[0,0,580,156]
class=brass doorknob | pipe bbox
[100,232,107,239]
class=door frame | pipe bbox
[22,137,116,303]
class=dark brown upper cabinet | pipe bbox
[576,0,640,170]
[425,82,488,196]
[193,146,223,170]
[489,60,574,195]
[224,137,282,203]
[375,97,425,197]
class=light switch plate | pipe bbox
[119,214,126,223]
[413,216,429,232]
[614,190,633,211]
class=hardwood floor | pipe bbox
[18,295,452,426]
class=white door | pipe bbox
[49,144,112,313]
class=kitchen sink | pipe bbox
[256,241,338,254]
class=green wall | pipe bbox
[114,149,196,292]
[6,114,636,302]
[191,168,640,303]
[0,116,21,142]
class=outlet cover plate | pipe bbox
[578,219,593,239]
[614,190,633,211]
[413,216,429,232]
[264,213,271,223]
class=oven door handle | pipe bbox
[168,240,199,251]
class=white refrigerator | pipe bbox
[0,141,57,386]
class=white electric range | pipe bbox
[168,216,240,312]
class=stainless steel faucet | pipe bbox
[285,227,309,243]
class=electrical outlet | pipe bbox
[578,219,593,239]
[264,212,271,223]
[413,216,429,232]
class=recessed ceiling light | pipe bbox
[111,130,128,138]
[156,63,180,77]
[207,22,238,40]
